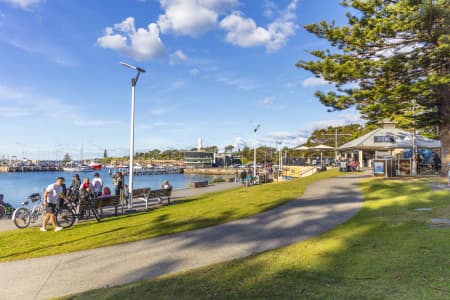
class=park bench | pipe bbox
[91,195,121,216]
[133,188,172,209]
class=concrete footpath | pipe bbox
[0,182,241,232]
[0,174,366,300]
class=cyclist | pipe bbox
[41,177,64,232]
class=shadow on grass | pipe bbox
[0,226,127,260]
[70,178,450,300]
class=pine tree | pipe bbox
[298,0,449,175]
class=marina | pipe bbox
[0,169,216,209]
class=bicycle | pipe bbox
[12,193,45,229]
[56,190,101,228]
[0,194,15,218]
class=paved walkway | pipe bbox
[0,174,366,300]
[0,182,241,232]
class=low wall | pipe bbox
[189,181,209,188]
[184,168,238,175]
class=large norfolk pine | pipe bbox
[298,0,450,175]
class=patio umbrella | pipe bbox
[308,144,334,167]
[295,145,310,159]
[296,146,310,151]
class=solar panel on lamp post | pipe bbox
[120,62,146,209]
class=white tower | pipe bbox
[198,138,203,151]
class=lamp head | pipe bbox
[120,62,146,73]
[254,124,261,133]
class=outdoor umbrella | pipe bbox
[308,144,334,167]
[296,146,310,151]
[295,145,310,159]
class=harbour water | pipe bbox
[0,169,216,208]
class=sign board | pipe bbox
[373,161,385,176]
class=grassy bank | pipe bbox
[0,169,340,262]
[68,178,450,299]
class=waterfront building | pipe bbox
[184,151,215,168]
[338,120,441,175]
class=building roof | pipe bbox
[338,123,441,150]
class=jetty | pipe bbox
[106,166,184,176]
[0,165,61,173]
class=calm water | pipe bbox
[0,169,215,208]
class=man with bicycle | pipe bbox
[41,177,64,232]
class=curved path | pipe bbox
[0,174,367,300]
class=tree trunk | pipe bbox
[438,87,450,177]
[440,122,449,177]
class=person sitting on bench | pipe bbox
[161,180,172,190]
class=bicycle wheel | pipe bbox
[13,208,31,229]
[0,205,5,218]
[56,207,76,228]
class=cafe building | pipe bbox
[338,120,441,176]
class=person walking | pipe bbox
[41,177,64,232]
[113,172,124,196]
[92,173,103,198]
[240,170,247,184]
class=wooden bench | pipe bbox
[91,195,121,216]
[133,188,172,209]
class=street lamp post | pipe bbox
[412,99,417,176]
[253,124,260,178]
[120,62,146,209]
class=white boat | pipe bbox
[63,163,92,172]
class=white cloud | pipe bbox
[216,73,256,90]
[0,35,78,66]
[263,112,364,147]
[158,0,219,37]
[0,84,120,129]
[263,0,277,18]
[169,49,188,65]
[190,68,200,76]
[1,0,44,9]
[302,76,330,87]
[234,136,247,148]
[97,17,166,60]
[220,0,297,52]
[262,96,274,107]
[0,106,30,117]
[0,85,25,100]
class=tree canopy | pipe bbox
[297,0,449,175]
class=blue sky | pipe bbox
[0,0,362,160]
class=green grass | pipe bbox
[66,178,450,300]
[0,169,340,262]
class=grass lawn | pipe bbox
[67,178,450,300]
[0,169,340,262]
